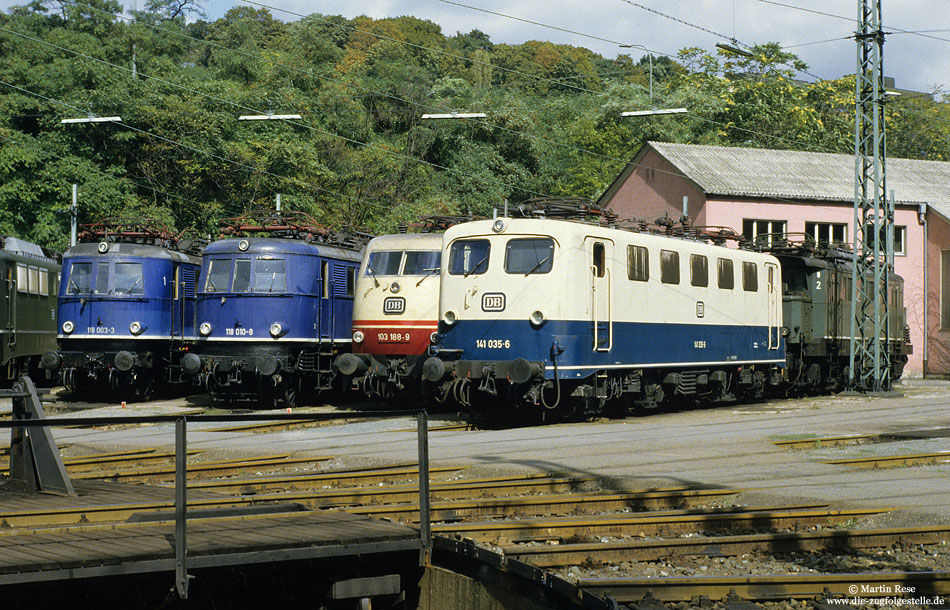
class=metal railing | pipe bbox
[1,379,432,600]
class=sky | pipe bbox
[4,0,948,95]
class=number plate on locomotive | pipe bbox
[377,332,410,343]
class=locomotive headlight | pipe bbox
[442,310,457,326]
[492,218,506,233]
[529,310,545,327]
[269,322,284,338]
[390,281,401,294]
[97,241,109,253]
[429,331,440,344]
[238,239,250,251]
[62,320,75,334]
[129,321,144,335]
[199,322,212,336]
[353,330,365,343]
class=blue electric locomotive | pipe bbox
[181,211,368,407]
[41,219,203,400]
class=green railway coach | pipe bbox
[1,236,60,386]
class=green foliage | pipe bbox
[0,3,948,253]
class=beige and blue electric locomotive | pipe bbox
[423,214,787,420]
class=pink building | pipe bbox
[598,141,950,377]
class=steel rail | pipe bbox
[773,434,875,449]
[70,454,335,481]
[349,488,742,522]
[0,474,600,529]
[432,507,892,543]
[183,464,462,494]
[504,525,950,567]
[577,570,950,602]
[821,451,950,469]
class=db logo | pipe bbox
[383,297,405,315]
[482,293,506,312]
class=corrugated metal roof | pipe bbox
[649,141,950,214]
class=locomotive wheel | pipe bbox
[136,373,155,402]
[283,377,301,408]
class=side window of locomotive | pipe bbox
[205,259,231,292]
[115,262,144,295]
[366,251,402,276]
[255,258,286,293]
[690,254,708,287]
[743,261,758,292]
[403,250,441,275]
[506,238,554,275]
[95,262,110,294]
[660,249,680,285]
[67,262,92,294]
[232,259,252,293]
[717,258,734,289]
[27,266,39,294]
[39,268,49,296]
[322,260,329,299]
[627,245,649,281]
[346,267,357,296]
[16,263,27,293]
[448,239,490,276]
[592,242,605,278]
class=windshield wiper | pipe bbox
[416,267,440,287]
[464,256,488,278]
[367,266,380,287]
[524,256,550,276]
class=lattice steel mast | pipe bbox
[849,0,893,392]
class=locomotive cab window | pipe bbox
[660,250,680,285]
[67,262,92,294]
[205,259,231,292]
[115,262,144,295]
[506,238,554,275]
[255,258,286,293]
[448,239,490,276]
[627,245,648,282]
[690,254,708,287]
[592,242,605,278]
[403,250,441,276]
[366,251,402,276]
[232,259,252,292]
[743,261,758,292]
[718,258,734,289]
[95,262,109,294]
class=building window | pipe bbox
[660,250,679,285]
[743,219,787,247]
[805,222,847,246]
[627,245,649,282]
[893,226,907,256]
[690,254,708,287]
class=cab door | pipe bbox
[766,262,780,349]
[586,237,613,352]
